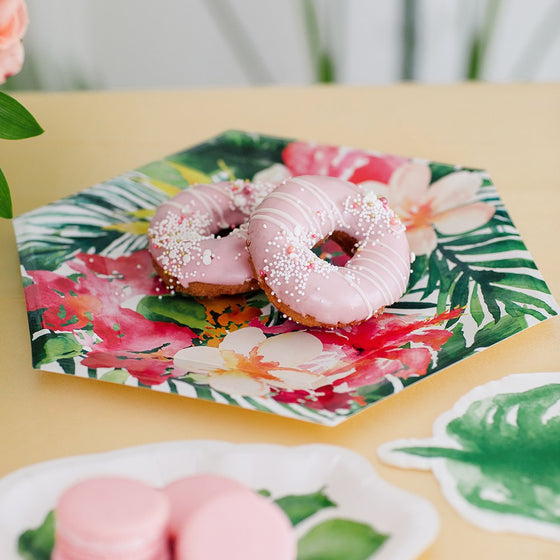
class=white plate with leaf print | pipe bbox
[0,440,439,560]
[379,372,560,542]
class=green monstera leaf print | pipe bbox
[379,372,560,541]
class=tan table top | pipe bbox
[1,83,559,559]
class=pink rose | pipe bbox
[0,0,29,83]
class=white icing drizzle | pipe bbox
[348,262,395,302]
[336,268,375,318]
[247,175,411,325]
[352,253,408,292]
[292,177,344,230]
[148,180,274,289]
[264,190,325,231]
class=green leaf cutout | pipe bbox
[0,166,12,218]
[136,295,208,330]
[394,383,560,525]
[275,488,336,525]
[18,510,55,560]
[297,518,389,560]
[0,91,43,139]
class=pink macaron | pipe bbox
[163,473,248,537]
[175,490,297,560]
[52,476,170,560]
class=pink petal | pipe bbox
[257,331,323,367]
[426,171,482,214]
[406,226,438,256]
[389,162,431,211]
[432,202,495,235]
[219,326,266,358]
[174,346,224,375]
[208,373,268,397]
[0,40,23,83]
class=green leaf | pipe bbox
[297,518,389,560]
[136,160,190,189]
[32,332,83,367]
[428,162,460,183]
[136,295,208,330]
[408,253,428,290]
[450,272,470,311]
[452,238,527,255]
[469,286,485,326]
[100,368,129,384]
[0,91,43,139]
[275,488,336,526]
[0,166,12,218]
[472,314,525,349]
[18,510,55,560]
[494,272,551,294]
[394,383,560,524]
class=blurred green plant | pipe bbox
[401,0,417,80]
[466,0,504,80]
[302,0,335,83]
[0,91,43,218]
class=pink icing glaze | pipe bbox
[52,477,170,560]
[163,474,248,537]
[148,180,277,290]
[247,175,411,325]
[175,490,296,560]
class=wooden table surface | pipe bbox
[1,83,559,559]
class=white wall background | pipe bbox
[9,0,560,91]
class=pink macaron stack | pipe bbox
[52,476,171,560]
[52,473,297,560]
[164,474,296,560]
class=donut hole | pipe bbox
[215,226,235,238]
[312,235,354,267]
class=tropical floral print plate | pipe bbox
[13,131,559,426]
[378,372,560,542]
[1,441,439,560]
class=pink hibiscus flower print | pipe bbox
[24,250,197,385]
[363,162,495,255]
[251,308,462,413]
[282,141,408,184]
[82,307,196,386]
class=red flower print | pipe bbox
[253,308,462,413]
[24,250,198,385]
[82,308,196,385]
[282,141,408,184]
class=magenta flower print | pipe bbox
[282,141,408,184]
[363,162,495,255]
[24,250,197,386]
[250,309,462,414]
[316,309,463,390]
[82,307,196,386]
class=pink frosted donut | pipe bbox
[148,180,277,296]
[247,175,411,327]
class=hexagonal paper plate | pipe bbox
[13,131,559,426]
